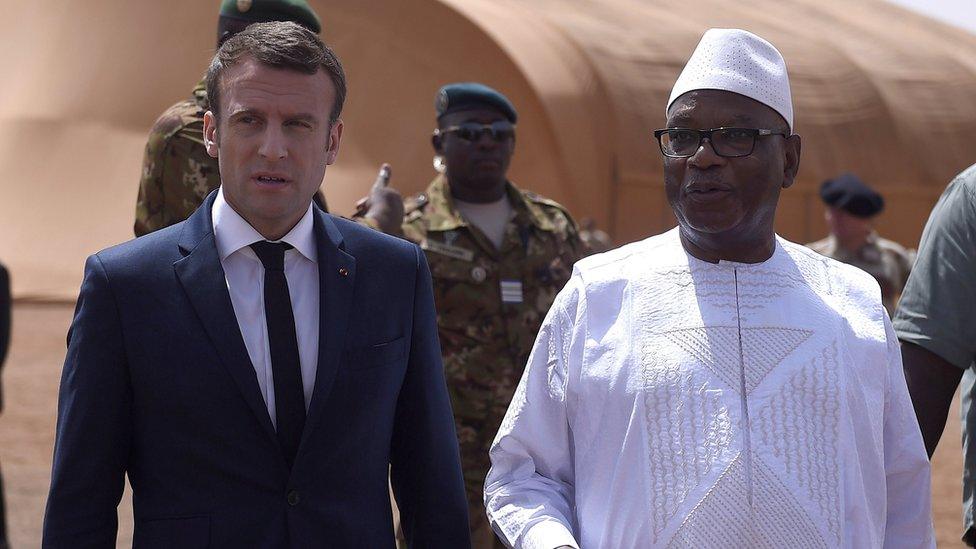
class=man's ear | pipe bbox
[325,120,343,165]
[431,132,443,154]
[781,134,801,189]
[203,111,219,159]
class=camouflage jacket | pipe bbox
[401,175,583,504]
[134,79,327,236]
[807,232,915,315]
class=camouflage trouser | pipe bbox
[453,396,512,547]
[459,428,504,547]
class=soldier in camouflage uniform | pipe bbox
[807,173,914,315]
[360,82,584,548]
[134,0,326,236]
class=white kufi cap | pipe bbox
[667,28,793,132]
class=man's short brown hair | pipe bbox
[206,21,346,125]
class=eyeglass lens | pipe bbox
[661,128,757,157]
[452,121,515,142]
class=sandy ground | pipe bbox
[0,303,967,548]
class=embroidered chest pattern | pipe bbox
[642,258,841,547]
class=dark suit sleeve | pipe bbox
[390,246,471,547]
[43,255,131,548]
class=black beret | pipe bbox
[219,0,321,34]
[435,82,517,123]
[819,173,884,218]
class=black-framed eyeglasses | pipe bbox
[434,121,516,142]
[653,127,789,158]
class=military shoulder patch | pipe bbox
[523,190,561,208]
[524,190,576,218]
[152,100,202,140]
[523,190,582,236]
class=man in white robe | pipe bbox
[483,28,934,549]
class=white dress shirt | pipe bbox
[212,188,319,428]
[485,228,934,549]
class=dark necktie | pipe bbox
[250,241,305,469]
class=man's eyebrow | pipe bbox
[286,113,319,124]
[226,109,320,125]
[228,108,263,118]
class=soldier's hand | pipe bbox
[355,163,404,235]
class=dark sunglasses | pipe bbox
[434,121,516,142]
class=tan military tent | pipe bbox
[2,0,975,299]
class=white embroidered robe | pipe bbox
[484,229,933,549]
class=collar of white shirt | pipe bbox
[211,187,318,264]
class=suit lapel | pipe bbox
[299,211,356,453]
[173,191,278,444]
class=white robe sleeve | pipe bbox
[881,314,936,549]
[484,276,583,549]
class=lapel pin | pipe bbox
[338,267,349,277]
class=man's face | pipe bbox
[435,107,515,194]
[204,56,342,233]
[663,90,800,241]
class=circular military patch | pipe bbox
[435,90,450,115]
[237,0,253,13]
[471,266,487,283]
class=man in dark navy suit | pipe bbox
[43,21,469,548]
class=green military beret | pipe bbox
[435,82,517,123]
[219,0,321,34]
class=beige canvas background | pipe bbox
[1,0,974,300]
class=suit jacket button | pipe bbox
[287,489,300,506]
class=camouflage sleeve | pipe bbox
[134,106,220,237]
[399,199,427,245]
[399,220,425,245]
[553,207,585,263]
[133,124,172,237]
[525,191,586,263]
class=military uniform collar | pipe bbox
[422,175,557,233]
